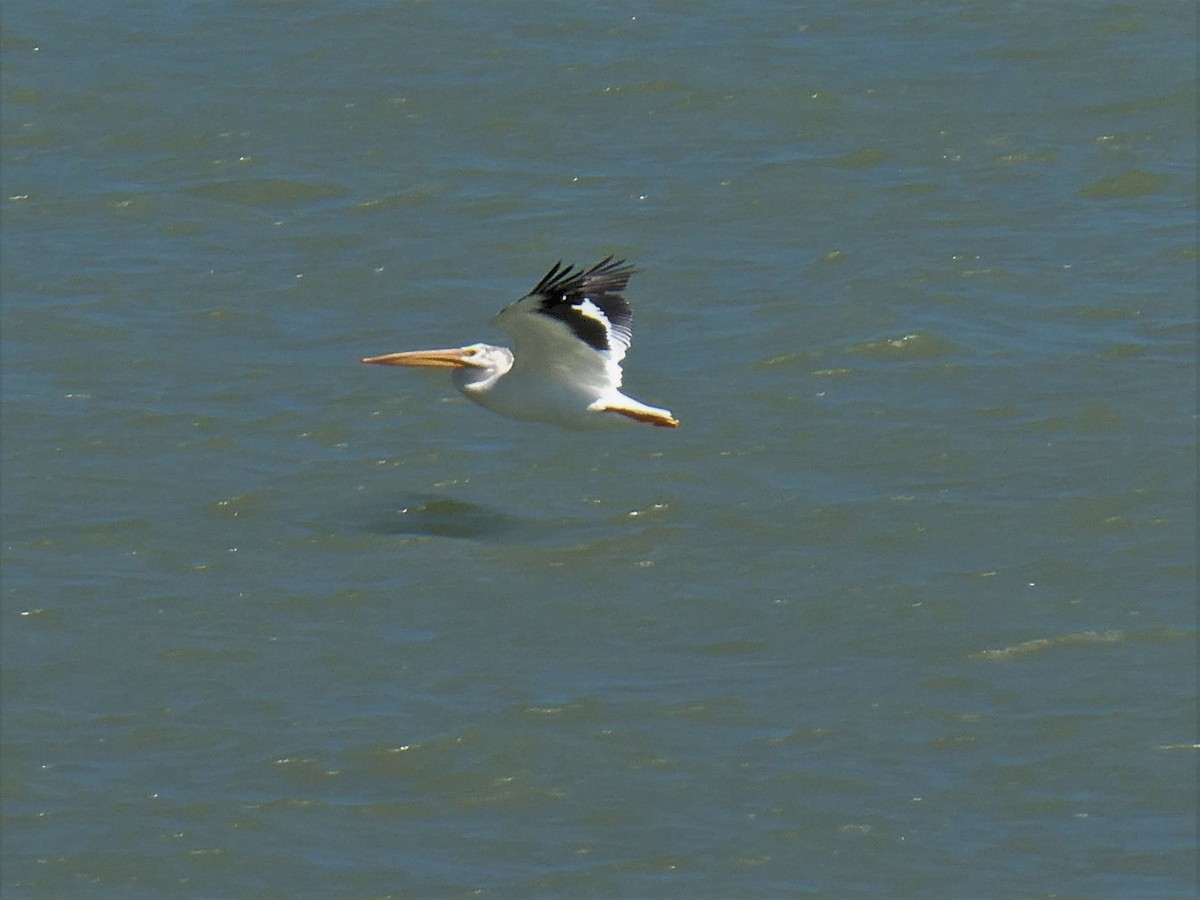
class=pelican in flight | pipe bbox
[362,257,679,429]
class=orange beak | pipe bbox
[361,348,479,369]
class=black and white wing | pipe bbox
[492,256,636,390]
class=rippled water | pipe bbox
[2,1,1196,896]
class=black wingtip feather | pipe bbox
[526,257,637,353]
[529,256,635,298]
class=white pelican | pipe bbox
[362,257,679,429]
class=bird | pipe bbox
[362,256,679,430]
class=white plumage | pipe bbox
[362,257,678,429]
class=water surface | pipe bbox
[2,1,1196,896]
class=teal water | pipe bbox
[2,1,1196,896]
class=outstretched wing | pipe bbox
[492,257,637,390]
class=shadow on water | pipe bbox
[364,494,616,546]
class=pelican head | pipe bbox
[361,342,513,393]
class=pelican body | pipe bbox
[362,257,678,429]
